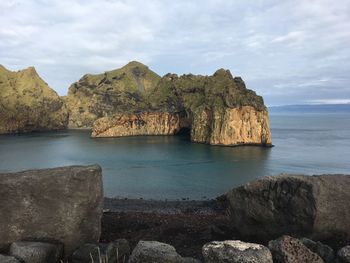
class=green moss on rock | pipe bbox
[0,65,68,134]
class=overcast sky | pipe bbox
[1,0,349,106]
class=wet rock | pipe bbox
[0,165,103,256]
[10,241,63,263]
[300,238,334,262]
[128,241,191,263]
[268,235,324,263]
[0,255,21,263]
[226,174,350,242]
[337,245,350,263]
[202,240,273,263]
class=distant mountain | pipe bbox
[269,104,350,114]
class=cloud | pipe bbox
[0,0,349,106]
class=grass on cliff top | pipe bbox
[148,69,266,113]
[70,61,161,94]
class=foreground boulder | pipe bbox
[10,241,63,263]
[337,245,350,263]
[268,236,323,263]
[0,255,21,263]
[128,241,199,263]
[226,174,350,242]
[202,240,273,263]
[300,238,334,263]
[0,165,103,256]
[0,65,68,134]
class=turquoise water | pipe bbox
[1,113,349,199]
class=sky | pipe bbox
[0,0,350,106]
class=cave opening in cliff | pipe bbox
[176,127,191,139]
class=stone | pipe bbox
[0,255,21,263]
[0,65,68,134]
[268,235,324,263]
[71,240,130,263]
[337,245,350,263]
[226,174,350,242]
[202,240,273,263]
[128,241,189,263]
[300,238,334,263]
[10,241,63,263]
[0,165,103,256]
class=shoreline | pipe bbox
[103,197,227,214]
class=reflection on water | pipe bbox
[0,113,349,199]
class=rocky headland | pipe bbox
[0,61,271,146]
[66,61,272,146]
[0,65,68,134]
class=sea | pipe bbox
[1,111,349,199]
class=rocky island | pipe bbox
[67,61,272,146]
[0,65,68,134]
[0,61,271,146]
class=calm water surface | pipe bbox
[1,113,349,199]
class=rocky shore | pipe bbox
[0,165,349,262]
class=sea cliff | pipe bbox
[92,111,190,137]
[84,63,272,146]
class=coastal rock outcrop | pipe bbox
[74,62,271,146]
[0,165,103,256]
[226,174,350,243]
[0,65,68,134]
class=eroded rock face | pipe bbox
[202,240,273,263]
[226,174,350,243]
[268,236,324,263]
[0,65,68,134]
[191,106,271,146]
[0,165,103,256]
[92,111,190,137]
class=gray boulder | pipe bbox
[0,255,21,263]
[71,240,130,263]
[226,174,350,242]
[0,165,103,256]
[268,235,324,263]
[202,240,273,263]
[337,245,350,263]
[300,238,334,263]
[128,241,196,263]
[10,241,63,263]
